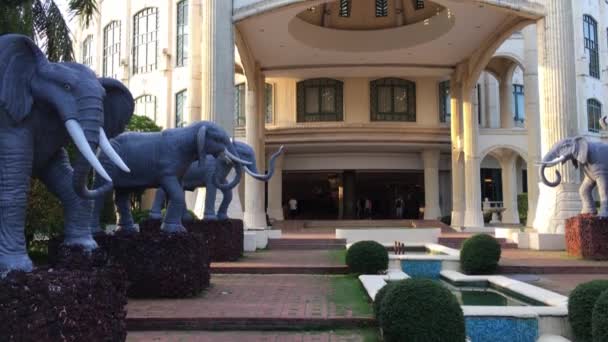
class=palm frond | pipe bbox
[68,0,98,28]
[32,0,74,62]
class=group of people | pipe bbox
[355,198,374,219]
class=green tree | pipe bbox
[0,0,98,62]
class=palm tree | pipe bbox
[0,0,97,62]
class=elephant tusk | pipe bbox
[99,128,130,173]
[601,116,608,130]
[224,148,252,165]
[65,119,112,182]
[541,155,567,167]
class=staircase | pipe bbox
[438,236,518,249]
[267,238,346,250]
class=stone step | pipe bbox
[267,238,346,250]
[438,236,518,249]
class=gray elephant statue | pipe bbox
[0,34,133,274]
[540,136,608,217]
[150,141,284,220]
[89,121,253,233]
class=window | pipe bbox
[584,15,600,79]
[438,80,450,123]
[133,8,158,74]
[175,90,187,128]
[414,0,425,10]
[513,84,525,123]
[477,84,482,125]
[588,98,602,133]
[265,83,274,124]
[376,0,388,17]
[297,78,343,122]
[134,95,157,122]
[176,0,188,67]
[81,35,93,67]
[370,78,415,122]
[339,0,351,17]
[234,83,246,127]
[102,21,121,78]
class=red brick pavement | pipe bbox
[517,273,608,295]
[127,275,372,321]
[127,330,377,342]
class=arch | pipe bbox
[134,94,157,121]
[102,20,121,78]
[479,145,529,164]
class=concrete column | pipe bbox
[267,153,284,221]
[450,77,465,227]
[463,89,485,228]
[422,150,442,220]
[523,24,541,227]
[243,68,267,230]
[500,74,514,129]
[187,0,203,123]
[533,1,581,234]
[343,171,356,219]
[499,151,520,224]
[200,0,234,132]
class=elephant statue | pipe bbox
[0,34,132,274]
[540,136,608,217]
[150,141,285,221]
[89,121,253,233]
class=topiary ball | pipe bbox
[373,281,401,322]
[460,234,502,274]
[569,280,608,342]
[346,240,388,274]
[592,289,608,342]
[379,279,465,342]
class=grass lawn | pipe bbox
[328,275,373,317]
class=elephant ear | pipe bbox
[0,34,48,123]
[574,136,589,165]
[98,77,135,138]
[197,125,207,167]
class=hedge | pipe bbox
[373,281,401,323]
[569,280,608,342]
[346,240,388,275]
[379,279,465,342]
[460,234,502,275]
[592,289,608,342]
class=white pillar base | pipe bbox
[451,210,464,228]
[501,208,520,225]
[464,210,485,229]
[268,208,284,221]
[517,232,565,251]
[533,182,580,234]
[244,232,257,252]
[244,211,267,230]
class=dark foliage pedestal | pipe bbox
[139,218,243,262]
[0,246,127,342]
[186,219,243,262]
[96,228,210,298]
[566,214,608,260]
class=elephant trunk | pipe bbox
[215,163,243,191]
[243,146,284,182]
[539,152,567,188]
[67,105,115,199]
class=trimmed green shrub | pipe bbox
[373,281,401,320]
[346,241,388,275]
[569,280,608,342]
[379,279,465,342]
[593,289,608,342]
[460,234,502,275]
[518,193,528,225]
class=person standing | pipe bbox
[364,198,372,219]
[288,197,298,219]
[395,197,404,219]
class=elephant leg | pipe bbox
[0,128,34,275]
[149,188,166,220]
[39,149,97,249]
[115,190,137,233]
[161,177,187,233]
[203,182,218,220]
[217,186,232,220]
[597,177,608,217]
[579,176,598,215]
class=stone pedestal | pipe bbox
[565,215,608,260]
[1,246,127,341]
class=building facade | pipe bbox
[74,0,607,235]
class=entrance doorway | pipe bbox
[282,171,424,220]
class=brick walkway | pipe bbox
[127,330,378,342]
[127,274,373,330]
[512,273,608,295]
[499,249,608,273]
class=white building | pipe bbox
[74,0,607,240]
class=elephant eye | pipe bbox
[63,83,71,91]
